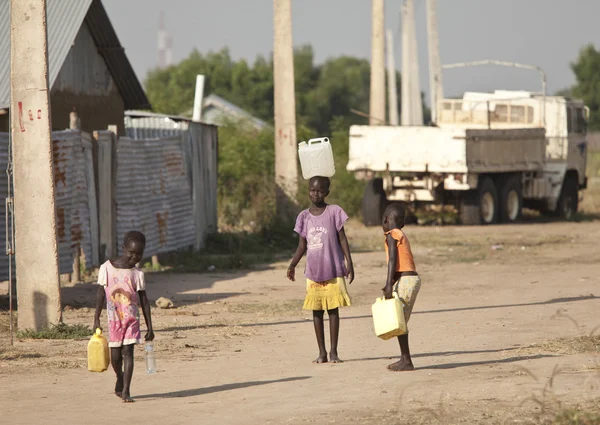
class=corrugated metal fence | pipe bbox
[0,130,98,280]
[0,121,218,281]
[116,136,196,256]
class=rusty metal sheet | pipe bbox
[116,136,196,257]
[52,130,96,273]
[0,130,97,281]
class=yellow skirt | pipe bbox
[303,277,352,311]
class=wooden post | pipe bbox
[98,127,117,262]
[70,109,81,284]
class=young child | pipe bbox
[287,176,354,364]
[93,231,154,402]
[382,203,421,372]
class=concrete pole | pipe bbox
[369,0,386,125]
[192,75,205,122]
[426,0,443,124]
[386,30,399,126]
[10,0,62,330]
[400,2,410,126]
[273,0,298,212]
[407,0,423,125]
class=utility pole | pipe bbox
[426,0,443,124]
[369,0,385,125]
[273,0,298,214]
[10,0,62,330]
[386,30,399,126]
[400,0,423,126]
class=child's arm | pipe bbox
[138,290,155,341]
[383,234,398,299]
[93,286,105,331]
[287,237,307,282]
[338,227,354,284]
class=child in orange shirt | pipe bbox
[382,203,421,371]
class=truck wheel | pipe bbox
[362,178,386,226]
[498,175,522,223]
[459,176,498,225]
[556,176,579,220]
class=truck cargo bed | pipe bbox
[347,125,546,174]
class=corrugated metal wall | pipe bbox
[115,136,196,257]
[0,121,218,281]
[124,119,219,251]
[0,130,98,281]
[52,130,97,273]
[188,123,218,249]
[0,133,13,282]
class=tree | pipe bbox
[571,44,600,130]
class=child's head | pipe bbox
[122,231,146,268]
[382,203,406,232]
[308,176,330,207]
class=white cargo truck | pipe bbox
[347,89,589,225]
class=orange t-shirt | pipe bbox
[384,228,416,273]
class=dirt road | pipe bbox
[1,220,599,424]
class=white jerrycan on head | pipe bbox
[298,137,335,180]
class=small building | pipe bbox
[0,0,150,134]
[201,94,270,132]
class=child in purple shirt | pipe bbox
[288,176,355,363]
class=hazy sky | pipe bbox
[103,0,599,104]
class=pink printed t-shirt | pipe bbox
[97,261,145,347]
[294,204,349,282]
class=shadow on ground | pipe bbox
[135,376,311,399]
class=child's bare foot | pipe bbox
[329,352,343,363]
[115,377,123,398]
[313,355,328,364]
[387,357,415,372]
[121,391,135,403]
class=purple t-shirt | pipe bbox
[294,204,349,282]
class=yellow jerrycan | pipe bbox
[371,294,407,340]
[87,328,109,372]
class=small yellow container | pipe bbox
[87,328,109,372]
[371,295,407,340]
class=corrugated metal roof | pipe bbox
[0,0,150,110]
[0,0,92,109]
[85,0,151,110]
[202,94,270,131]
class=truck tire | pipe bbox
[459,195,480,226]
[555,176,579,220]
[498,175,522,223]
[362,178,386,226]
[459,176,498,225]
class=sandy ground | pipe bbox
[1,220,599,424]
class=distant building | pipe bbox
[0,0,150,134]
[201,94,270,132]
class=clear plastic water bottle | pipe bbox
[145,341,156,374]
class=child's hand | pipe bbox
[145,329,155,341]
[287,266,296,282]
[93,320,101,332]
[347,264,355,284]
[382,284,394,300]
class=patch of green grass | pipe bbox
[553,409,600,425]
[17,323,93,340]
